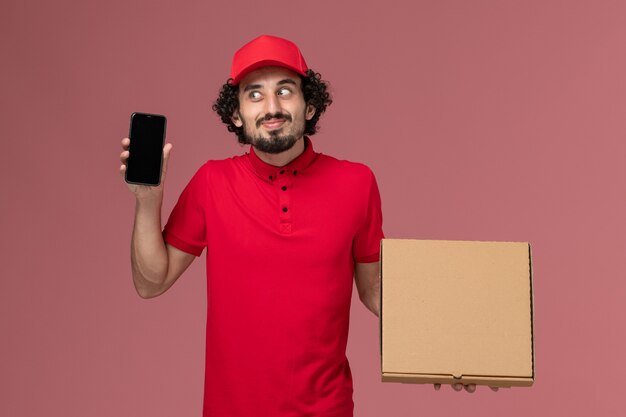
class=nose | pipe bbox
[263,93,281,116]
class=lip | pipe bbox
[262,119,286,129]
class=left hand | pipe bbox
[433,383,499,393]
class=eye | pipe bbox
[249,91,262,100]
[277,87,292,96]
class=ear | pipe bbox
[305,103,316,121]
[231,110,243,127]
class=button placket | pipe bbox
[277,171,292,234]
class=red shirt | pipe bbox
[162,136,384,417]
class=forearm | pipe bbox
[131,197,168,298]
[360,285,380,318]
[355,261,381,318]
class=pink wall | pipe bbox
[1,0,624,415]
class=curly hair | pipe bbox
[212,69,333,144]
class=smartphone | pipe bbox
[125,112,167,186]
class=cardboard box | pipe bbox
[380,239,534,387]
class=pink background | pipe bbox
[1,0,624,416]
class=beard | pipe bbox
[242,112,305,154]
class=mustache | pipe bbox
[256,113,292,128]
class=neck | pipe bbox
[254,137,306,167]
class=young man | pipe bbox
[119,34,482,417]
[121,35,383,416]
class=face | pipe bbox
[232,66,316,154]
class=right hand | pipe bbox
[119,137,173,200]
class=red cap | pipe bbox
[229,35,308,85]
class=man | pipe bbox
[119,35,479,417]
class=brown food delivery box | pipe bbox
[380,239,534,387]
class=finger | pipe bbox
[122,137,130,149]
[433,383,441,391]
[464,384,476,393]
[163,142,173,158]
[490,386,499,392]
[120,150,129,163]
[451,383,463,392]
[161,143,173,177]
[120,164,126,176]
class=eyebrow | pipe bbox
[242,78,298,93]
[277,79,297,86]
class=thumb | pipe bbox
[162,142,173,178]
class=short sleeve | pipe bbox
[162,164,208,257]
[353,168,385,263]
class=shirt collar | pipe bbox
[247,136,318,182]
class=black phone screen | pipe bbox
[126,112,167,186]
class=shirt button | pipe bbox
[269,175,273,181]
[280,169,285,174]
[281,186,287,191]
[282,207,288,212]
[293,170,298,176]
